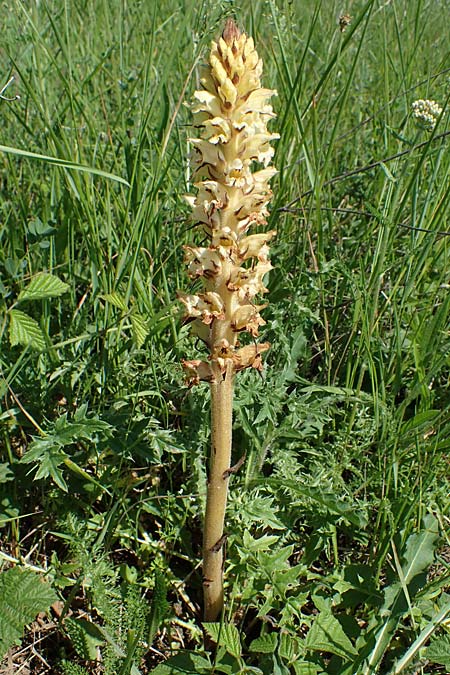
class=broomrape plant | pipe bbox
[179,19,278,621]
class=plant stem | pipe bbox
[202,362,234,622]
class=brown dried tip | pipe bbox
[222,18,241,44]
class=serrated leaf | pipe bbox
[101,292,128,311]
[243,530,279,552]
[249,633,278,654]
[9,309,46,350]
[150,652,212,674]
[203,622,242,659]
[0,568,57,657]
[64,617,104,660]
[305,611,357,660]
[130,312,149,347]
[18,273,69,301]
[22,438,69,491]
[148,570,169,645]
[425,634,450,669]
[279,632,301,661]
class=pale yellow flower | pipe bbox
[181,19,278,383]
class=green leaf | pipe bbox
[279,632,301,662]
[21,407,112,490]
[0,497,20,528]
[425,634,450,669]
[0,568,57,658]
[0,143,130,186]
[390,600,450,674]
[101,292,128,311]
[305,611,357,660]
[401,409,440,434]
[243,530,280,552]
[9,309,46,350]
[265,479,367,527]
[292,663,324,675]
[362,515,440,675]
[335,564,383,608]
[64,617,105,660]
[150,653,212,674]
[148,570,169,645]
[203,622,242,659]
[0,464,14,483]
[130,311,150,348]
[401,514,439,590]
[55,404,113,443]
[249,633,278,654]
[22,438,69,491]
[18,273,69,302]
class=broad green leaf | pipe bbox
[130,312,150,347]
[401,514,439,589]
[249,633,278,654]
[0,497,20,528]
[305,611,357,660]
[0,568,57,657]
[18,273,69,302]
[150,652,212,674]
[334,564,383,608]
[258,545,294,573]
[203,622,242,659]
[425,634,450,669]
[9,309,46,350]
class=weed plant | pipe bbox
[0,1,449,674]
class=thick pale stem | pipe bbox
[202,362,234,622]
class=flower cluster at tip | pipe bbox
[411,99,444,131]
[180,19,279,386]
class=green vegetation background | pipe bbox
[0,1,449,674]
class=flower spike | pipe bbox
[180,19,278,624]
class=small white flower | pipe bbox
[412,99,444,131]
